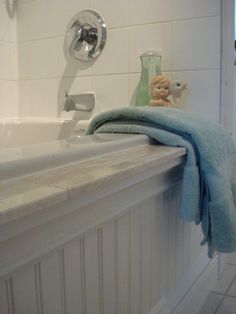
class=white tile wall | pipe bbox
[0,3,10,42]
[172,0,221,20]
[92,74,129,115]
[56,0,89,37]
[129,0,172,25]
[0,42,16,80]
[9,43,18,80]
[0,0,222,120]
[0,81,18,117]
[17,0,57,41]
[128,74,140,107]
[18,79,58,117]
[0,2,17,43]
[90,28,129,75]
[0,2,17,117]
[17,0,37,3]
[172,17,221,71]
[172,70,221,121]
[91,0,129,29]
[128,22,172,73]
[18,38,58,80]
[0,42,11,80]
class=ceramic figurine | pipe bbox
[149,75,171,107]
[170,80,188,106]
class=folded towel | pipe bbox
[87,107,236,257]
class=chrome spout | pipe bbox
[64,92,95,112]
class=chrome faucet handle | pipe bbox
[65,10,107,62]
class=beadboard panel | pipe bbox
[12,265,38,314]
[0,280,8,314]
[117,214,131,314]
[102,222,117,314]
[40,251,63,314]
[0,181,207,314]
[84,231,100,314]
[63,240,83,314]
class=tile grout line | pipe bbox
[211,264,236,295]
[214,294,236,314]
[223,295,236,299]
[213,293,226,314]
[211,291,228,297]
[16,14,221,44]
[224,273,236,295]
[213,272,236,313]
[16,67,220,82]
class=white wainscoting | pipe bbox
[0,167,218,314]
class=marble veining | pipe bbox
[0,179,67,224]
[0,144,185,225]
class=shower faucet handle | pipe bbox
[64,92,95,112]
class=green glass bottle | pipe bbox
[135,51,162,107]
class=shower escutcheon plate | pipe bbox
[66,10,107,62]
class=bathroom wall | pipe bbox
[0,0,18,117]
[234,66,236,143]
[16,0,221,120]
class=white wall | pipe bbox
[0,0,222,121]
[0,0,18,117]
[234,66,236,143]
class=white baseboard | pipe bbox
[149,298,170,314]
[149,253,224,314]
[170,254,223,314]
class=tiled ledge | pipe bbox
[0,144,185,225]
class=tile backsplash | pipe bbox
[0,1,17,117]
[0,0,221,121]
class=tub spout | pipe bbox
[64,92,95,112]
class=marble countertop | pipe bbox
[0,144,186,225]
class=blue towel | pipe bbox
[87,107,236,257]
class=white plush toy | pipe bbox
[169,80,188,107]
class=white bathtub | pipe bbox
[0,118,77,149]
